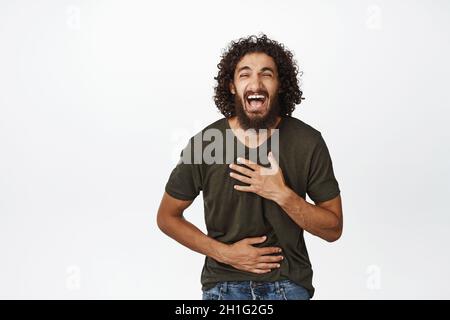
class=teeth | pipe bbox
[248,94,265,100]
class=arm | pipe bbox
[156,191,226,261]
[275,190,343,242]
[230,153,343,242]
[156,191,283,273]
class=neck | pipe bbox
[227,116,281,148]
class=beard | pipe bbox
[234,92,281,131]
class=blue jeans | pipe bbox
[202,280,311,300]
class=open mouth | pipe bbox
[245,93,268,113]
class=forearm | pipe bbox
[157,215,229,262]
[275,187,342,242]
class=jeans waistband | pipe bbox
[221,280,283,294]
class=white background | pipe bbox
[1,0,449,299]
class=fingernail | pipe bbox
[237,157,242,163]
[262,236,266,239]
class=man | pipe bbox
[157,34,343,300]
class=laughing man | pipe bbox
[157,34,343,300]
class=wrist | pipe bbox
[208,239,231,264]
[274,185,293,207]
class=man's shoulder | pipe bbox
[202,117,227,132]
[188,118,227,140]
[282,116,322,141]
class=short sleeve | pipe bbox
[165,139,203,201]
[306,134,340,203]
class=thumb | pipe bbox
[244,235,267,245]
[261,152,279,176]
[268,151,279,169]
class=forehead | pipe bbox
[235,52,277,72]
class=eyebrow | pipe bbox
[236,66,252,73]
[260,67,275,73]
[236,66,276,74]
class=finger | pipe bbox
[233,184,254,192]
[229,163,255,177]
[261,152,280,176]
[255,263,281,269]
[267,151,279,169]
[236,157,259,170]
[257,255,284,263]
[229,172,252,184]
[243,235,267,245]
[257,247,283,255]
[249,268,271,274]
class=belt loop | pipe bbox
[221,281,228,294]
[274,281,280,294]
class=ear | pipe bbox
[229,82,236,95]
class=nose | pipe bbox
[247,75,264,92]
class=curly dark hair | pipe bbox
[214,34,304,118]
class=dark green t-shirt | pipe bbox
[164,116,340,298]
